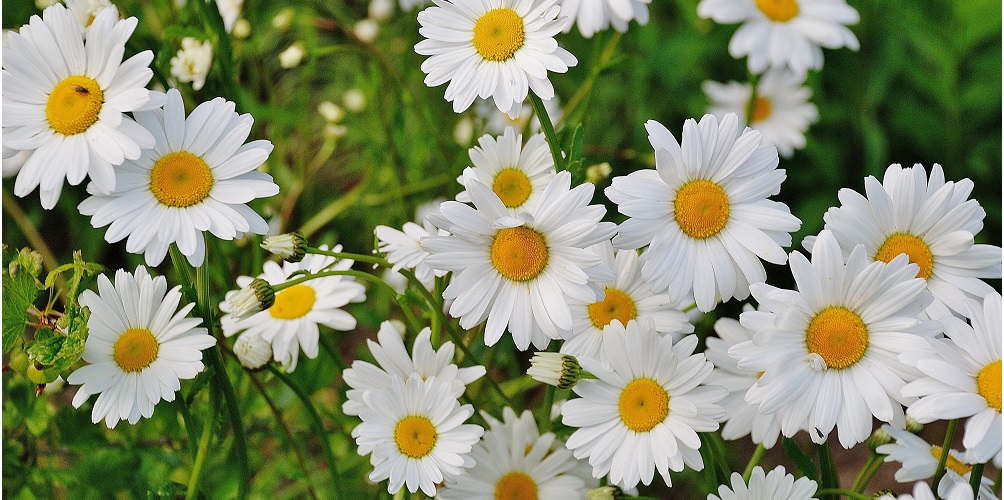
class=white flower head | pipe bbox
[559,0,650,38]
[708,466,818,500]
[170,37,213,91]
[216,0,244,33]
[456,127,556,213]
[233,333,272,370]
[475,95,562,135]
[875,425,997,499]
[65,0,115,28]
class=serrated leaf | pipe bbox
[3,248,43,354]
[26,328,63,365]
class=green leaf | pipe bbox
[26,306,88,372]
[3,248,43,354]
[782,437,819,482]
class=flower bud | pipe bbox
[317,101,345,123]
[868,426,893,451]
[232,19,251,39]
[279,42,305,69]
[233,334,272,370]
[587,486,625,500]
[585,162,612,184]
[227,279,275,320]
[905,415,923,434]
[527,352,580,390]
[260,232,308,262]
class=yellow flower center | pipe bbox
[394,415,438,458]
[874,233,934,280]
[268,284,316,320]
[618,378,669,432]
[113,327,160,372]
[587,288,638,329]
[493,168,533,208]
[929,446,973,476]
[751,96,772,123]
[490,226,549,282]
[805,307,869,369]
[674,179,730,239]
[149,152,214,208]
[45,76,104,136]
[977,360,1002,412]
[494,471,538,500]
[473,8,525,62]
[756,0,799,22]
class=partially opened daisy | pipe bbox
[3,4,158,209]
[456,127,556,213]
[697,0,859,76]
[424,169,616,350]
[415,0,577,114]
[78,89,279,267]
[67,267,216,428]
[606,113,801,312]
[703,69,819,158]
[376,220,448,286]
[220,245,366,372]
[875,425,997,499]
[735,230,937,448]
[709,466,817,500]
[559,0,649,38]
[353,374,484,496]
[562,320,726,489]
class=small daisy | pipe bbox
[66,267,216,428]
[703,69,819,158]
[65,0,115,27]
[415,0,577,114]
[424,170,617,350]
[561,241,693,362]
[561,320,726,489]
[708,466,818,500]
[219,245,366,371]
[894,481,982,500]
[735,230,937,448]
[216,0,244,33]
[170,37,213,91]
[875,425,996,499]
[3,5,158,209]
[697,0,859,76]
[456,127,556,213]
[375,198,449,286]
[476,95,562,136]
[605,113,801,312]
[560,0,649,38]
[353,374,484,496]
[810,163,1002,319]
[78,89,279,267]
[902,292,1002,466]
[439,407,594,499]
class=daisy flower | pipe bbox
[902,292,1002,466]
[78,89,279,267]
[476,95,562,136]
[875,425,997,499]
[708,466,817,500]
[810,163,1002,319]
[605,113,801,312]
[415,0,577,115]
[703,69,819,158]
[560,0,649,38]
[424,169,617,350]
[216,0,244,33]
[219,245,366,372]
[65,0,114,27]
[696,0,859,76]
[353,374,484,496]
[170,37,213,91]
[66,267,216,428]
[3,5,158,209]
[439,407,594,499]
[891,482,982,500]
[735,230,937,448]
[561,320,726,489]
[561,241,693,363]
[456,127,556,213]
[375,198,449,286]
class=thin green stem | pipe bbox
[528,91,565,171]
[560,31,623,127]
[442,325,514,408]
[850,452,884,493]
[818,441,840,500]
[169,245,195,293]
[744,72,762,127]
[305,247,389,267]
[185,414,214,500]
[2,189,60,279]
[969,462,986,498]
[931,419,959,493]
[174,396,198,460]
[814,489,872,500]
[743,444,767,482]
[272,269,397,296]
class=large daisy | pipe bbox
[78,89,279,267]
[709,466,817,500]
[423,169,616,350]
[875,425,997,499]
[605,113,801,312]
[735,230,938,448]
[66,267,216,428]
[456,127,555,213]
[561,320,726,489]
[3,4,159,209]
[415,0,577,115]
[559,0,650,38]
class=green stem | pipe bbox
[442,324,514,408]
[299,179,367,238]
[744,72,762,127]
[850,452,884,493]
[528,91,565,171]
[272,269,397,296]
[185,414,214,500]
[969,462,986,498]
[818,441,840,500]
[994,468,1001,497]
[305,247,389,267]
[742,443,766,482]
[560,31,623,127]
[2,189,60,279]
[931,419,959,493]
[815,489,872,500]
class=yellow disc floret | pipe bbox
[929,446,973,476]
[113,327,160,372]
[473,9,525,62]
[494,471,538,500]
[269,284,317,320]
[490,226,549,282]
[394,415,438,458]
[805,307,869,369]
[492,168,533,208]
[46,76,104,136]
[756,0,799,22]
[751,96,773,123]
[618,378,670,432]
[874,233,935,280]
[149,152,214,208]
[977,360,1002,412]
[674,179,730,239]
[588,288,638,329]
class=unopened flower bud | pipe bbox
[354,18,379,43]
[585,162,612,184]
[227,279,275,320]
[587,486,625,500]
[272,8,294,30]
[233,334,272,370]
[527,352,580,389]
[279,42,306,69]
[232,18,251,39]
[905,415,923,434]
[872,489,896,500]
[868,426,893,451]
[317,101,345,123]
[368,0,395,22]
[261,232,308,262]
[343,88,366,112]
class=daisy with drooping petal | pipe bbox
[476,95,562,136]
[424,169,617,350]
[353,374,484,496]
[703,69,819,158]
[415,0,577,115]
[561,320,726,489]
[696,0,859,76]
[902,291,1002,467]
[559,0,649,38]
[810,163,1002,319]
[606,113,801,312]
[875,425,997,499]
[708,466,817,500]
[78,89,279,267]
[3,5,158,209]
[735,230,938,448]
[456,127,556,213]
[561,241,693,362]
[66,267,216,428]
[219,245,366,372]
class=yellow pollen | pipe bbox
[756,0,799,22]
[874,233,934,280]
[751,96,773,122]
[149,152,214,208]
[495,471,538,500]
[492,168,533,208]
[268,284,316,320]
[113,328,159,372]
[587,288,637,329]
[930,446,973,476]
[394,415,438,458]
[674,179,730,239]
[490,226,549,282]
[473,8,525,62]
[977,360,1002,412]
[46,76,104,136]
[805,307,869,369]
[618,378,669,432]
